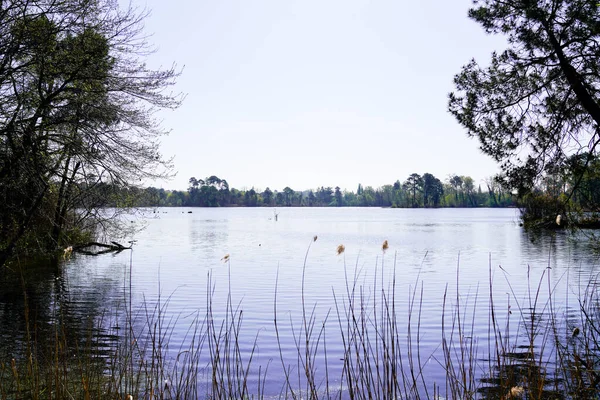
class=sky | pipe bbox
[136,0,507,192]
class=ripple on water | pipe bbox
[2,208,598,398]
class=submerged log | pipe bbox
[72,241,132,256]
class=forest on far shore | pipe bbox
[129,173,516,208]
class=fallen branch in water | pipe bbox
[72,241,132,256]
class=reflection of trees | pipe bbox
[0,256,124,365]
[520,228,599,276]
[475,304,600,400]
[519,228,562,270]
[478,347,563,399]
[478,349,549,398]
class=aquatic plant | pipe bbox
[0,242,599,399]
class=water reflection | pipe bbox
[520,228,600,287]
[521,228,600,262]
[0,255,125,366]
[475,275,600,400]
[478,354,564,399]
[476,307,564,399]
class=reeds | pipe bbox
[1,241,599,399]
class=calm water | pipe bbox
[2,207,599,397]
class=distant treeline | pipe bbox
[129,173,517,208]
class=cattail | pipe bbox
[336,244,345,255]
[313,235,318,242]
[221,254,230,262]
[63,246,73,260]
[382,240,389,252]
[509,386,524,397]
[572,327,580,337]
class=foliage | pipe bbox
[404,173,424,207]
[135,172,517,209]
[449,0,600,198]
[514,152,600,228]
[0,0,182,265]
[519,191,566,228]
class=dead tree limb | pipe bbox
[72,241,132,256]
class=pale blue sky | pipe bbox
[139,0,506,192]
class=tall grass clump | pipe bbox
[0,240,600,399]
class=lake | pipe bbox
[1,207,598,398]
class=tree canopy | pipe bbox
[0,0,182,265]
[135,173,517,209]
[449,0,600,196]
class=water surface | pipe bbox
[1,207,598,397]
